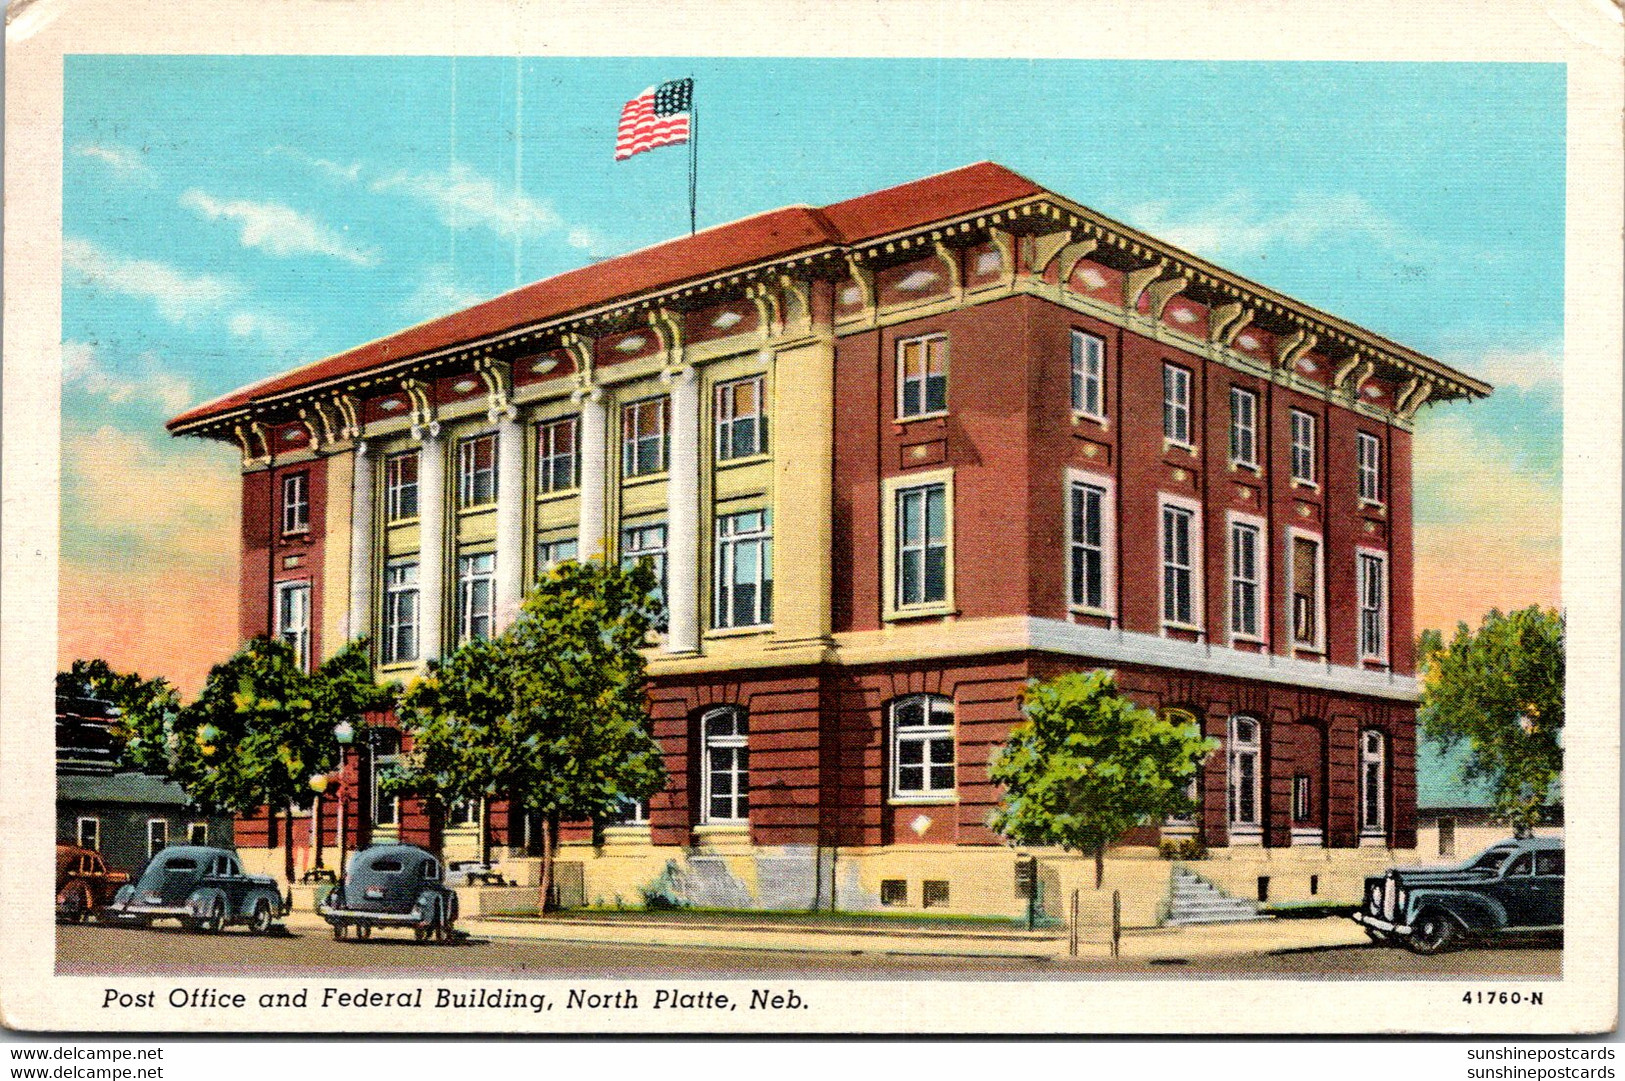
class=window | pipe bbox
[1357,431,1382,503]
[622,397,670,478]
[896,482,949,608]
[537,417,579,494]
[456,552,495,643]
[372,731,400,827]
[458,434,498,507]
[716,376,767,460]
[620,522,668,614]
[536,536,579,576]
[1070,330,1105,418]
[1227,716,1261,839]
[609,798,650,826]
[447,799,479,828]
[702,708,749,823]
[1161,708,1202,829]
[1229,387,1258,468]
[280,472,309,534]
[1290,409,1316,484]
[922,880,950,908]
[714,510,773,629]
[1162,363,1192,445]
[1358,551,1388,661]
[1534,850,1564,877]
[880,879,908,906]
[188,822,208,846]
[147,819,169,860]
[890,695,955,800]
[1290,533,1322,650]
[1068,478,1109,611]
[382,560,419,664]
[897,334,947,418]
[1160,501,1197,627]
[1360,730,1386,836]
[385,451,419,521]
[1438,816,1456,857]
[276,581,312,670]
[77,817,99,851]
[1229,519,1263,640]
[1293,774,1313,824]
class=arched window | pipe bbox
[1360,729,1386,839]
[1162,708,1201,832]
[1227,716,1262,843]
[702,708,749,824]
[890,695,955,800]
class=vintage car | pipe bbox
[102,845,286,933]
[56,843,130,922]
[1352,836,1563,954]
[317,843,459,943]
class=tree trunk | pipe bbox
[1094,845,1105,890]
[479,795,491,865]
[536,814,559,915]
[283,802,296,883]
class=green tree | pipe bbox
[990,670,1218,889]
[1419,606,1564,836]
[390,557,667,911]
[56,659,182,774]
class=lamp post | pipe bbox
[307,772,329,872]
[333,720,355,877]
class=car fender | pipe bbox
[1405,887,1505,932]
[243,885,282,919]
[185,886,229,920]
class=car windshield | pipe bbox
[371,859,403,873]
[1466,848,1513,873]
[164,859,198,872]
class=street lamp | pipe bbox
[333,720,356,879]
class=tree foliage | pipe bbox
[1419,606,1564,834]
[56,658,182,773]
[990,670,1217,886]
[389,557,667,909]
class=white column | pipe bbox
[577,390,607,560]
[347,440,375,642]
[493,411,525,630]
[665,367,701,654]
[417,430,446,660]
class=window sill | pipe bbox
[600,825,651,842]
[893,411,949,430]
[1068,604,1115,620]
[536,488,580,504]
[1227,460,1260,475]
[1358,499,1387,515]
[1229,633,1267,647]
[1161,621,1205,635]
[716,452,771,471]
[379,660,421,673]
[1290,478,1319,492]
[1070,411,1108,429]
[887,795,957,807]
[385,516,420,527]
[883,604,958,624]
[1162,439,1197,457]
[622,471,669,488]
[706,624,773,639]
[456,503,496,515]
[693,823,749,836]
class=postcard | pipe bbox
[3,0,1619,1036]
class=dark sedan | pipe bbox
[1353,836,1563,954]
[102,846,286,933]
[318,844,459,943]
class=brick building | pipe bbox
[167,163,1488,918]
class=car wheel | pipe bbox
[60,885,89,924]
[355,923,373,941]
[1407,910,1458,955]
[440,892,459,944]
[331,923,347,941]
[417,898,440,944]
[249,899,273,935]
[203,900,226,934]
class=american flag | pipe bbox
[615,79,693,161]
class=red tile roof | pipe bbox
[168,162,1044,431]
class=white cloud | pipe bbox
[399,267,485,322]
[1124,192,1435,264]
[180,189,378,266]
[373,162,566,242]
[1439,343,1562,393]
[72,142,156,183]
[63,237,306,351]
[63,237,240,323]
[62,340,194,413]
[269,145,364,184]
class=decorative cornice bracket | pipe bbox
[1146,274,1191,321]
[1028,230,1074,277]
[561,332,596,388]
[400,378,440,441]
[1055,237,1100,285]
[931,241,964,301]
[474,357,516,421]
[1123,261,1166,313]
[1211,303,1255,347]
[1275,327,1319,373]
[844,254,877,323]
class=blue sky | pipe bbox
[59,56,1565,691]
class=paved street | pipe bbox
[57,920,1560,981]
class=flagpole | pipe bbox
[688,83,698,236]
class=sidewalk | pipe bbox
[280,908,1368,962]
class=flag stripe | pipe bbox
[615,83,692,161]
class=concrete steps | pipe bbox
[1167,866,1269,925]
